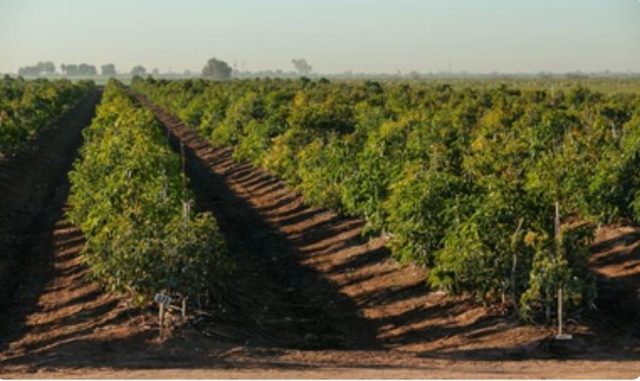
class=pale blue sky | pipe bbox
[0,0,639,74]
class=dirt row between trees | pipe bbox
[0,91,101,310]
[1,90,639,378]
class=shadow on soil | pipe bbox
[0,91,102,355]
[154,111,381,351]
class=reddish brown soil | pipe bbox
[591,226,640,282]
[1,92,639,378]
[590,226,640,340]
[0,91,101,308]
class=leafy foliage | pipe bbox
[134,77,640,320]
[0,76,93,159]
[67,80,230,304]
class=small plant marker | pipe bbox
[154,293,172,335]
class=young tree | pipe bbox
[201,58,232,80]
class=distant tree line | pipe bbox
[16,61,151,77]
[17,61,56,76]
[16,56,317,79]
[61,63,97,76]
[200,57,313,80]
[18,58,313,81]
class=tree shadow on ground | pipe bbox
[142,97,381,351]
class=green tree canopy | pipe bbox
[131,65,147,76]
[291,58,312,75]
[101,64,116,76]
[202,58,232,80]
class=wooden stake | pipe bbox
[558,288,563,336]
[554,201,571,340]
[554,201,560,238]
[511,217,524,312]
[180,141,187,191]
[159,303,165,335]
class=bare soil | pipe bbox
[0,90,101,311]
[1,92,639,378]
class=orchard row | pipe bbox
[133,77,640,319]
[67,80,230,304]
[0,77,93,159]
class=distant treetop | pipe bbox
[101,64,116,76]
[131,65,147,76]
[202,58,232,80]
[292,58,313,75]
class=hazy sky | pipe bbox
[1,0,639,74]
